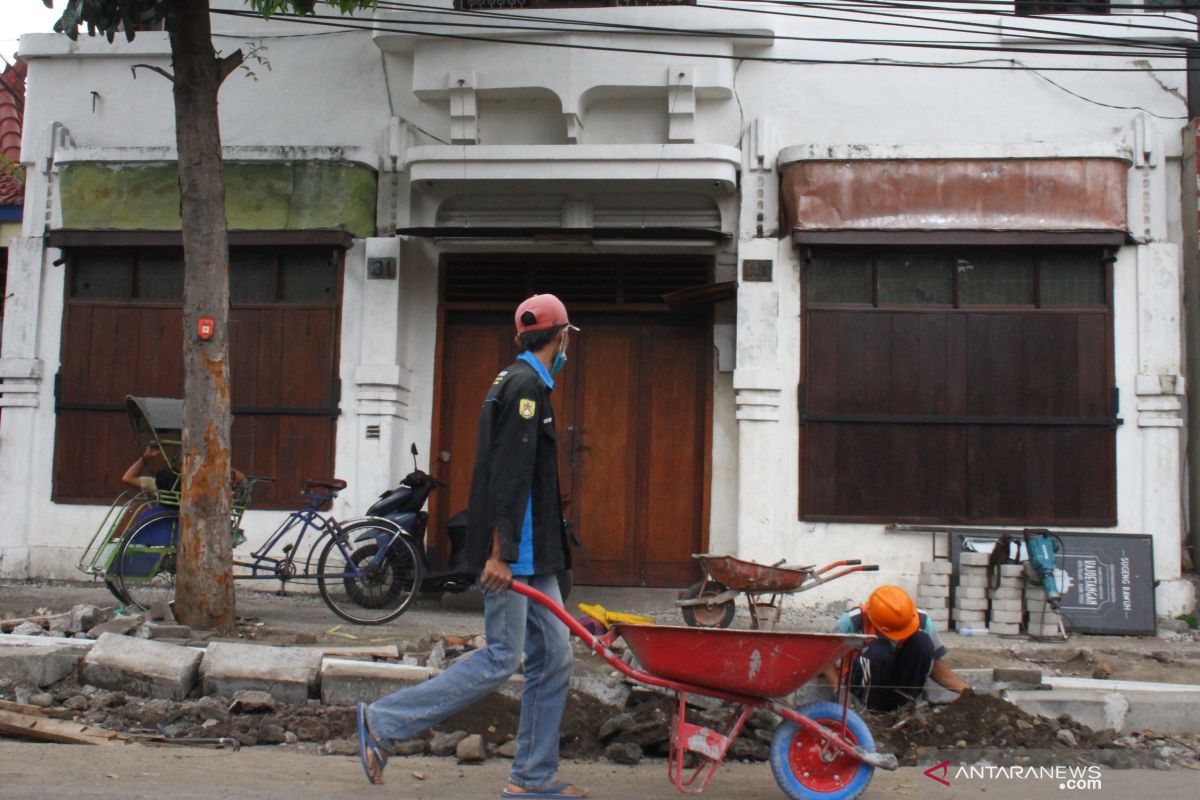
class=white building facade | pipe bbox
[2,1,1195,617]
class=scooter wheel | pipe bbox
[679,579,736,628]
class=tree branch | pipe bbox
[217,49,245,86]
[131,64,175,83]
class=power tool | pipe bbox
[1023,528,1067,639]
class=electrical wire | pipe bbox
[358,10,1193,58]
[375,0,1199,50]
[209,7,1197,70]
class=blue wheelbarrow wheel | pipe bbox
[769,700,875,800]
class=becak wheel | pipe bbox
[769,701,876,800]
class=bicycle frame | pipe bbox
[232,487,406,584]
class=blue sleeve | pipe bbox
[834,612,854,634]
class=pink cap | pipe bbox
[514,294,578,333]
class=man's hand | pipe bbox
[480,555,513,594]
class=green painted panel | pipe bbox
[60,161,377,237]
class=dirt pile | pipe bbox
[868,692,1200,769]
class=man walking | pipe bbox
[358,294,587,800]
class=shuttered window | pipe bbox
[800,246,1116,525]
[54,246,342,507]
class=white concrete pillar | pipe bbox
[338,237,411,513]
[1134,242,1192,616]
[732,238,785,562]
[0,238,49,577]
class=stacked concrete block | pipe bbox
[915,560,951,631]
[988,563,1025,635]
[1024,581,1065,638]
[953,551,990,633]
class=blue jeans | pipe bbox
[366,573,573,789]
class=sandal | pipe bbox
[501,781,591,799]
[356,702,387,785]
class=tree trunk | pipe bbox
[169,0,240,633]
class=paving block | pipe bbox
[319,659,434,706]
[924,608,949,621]
[956,575,988,588]
[988,622,1021,635]
[990,599,1022,612]
[201,641,323,704]
[999,564,1026,577]
[916,596,948,610]
[953,611,986,624]
[0,639,87,688]
[81,632,201,700]
[989,588,1022,601]
[920,561,952,575]
[918,574,950,588]
[954,597,989,611]
[958,552,991,567]
[955,586,987,599]
[989,610,1022,624]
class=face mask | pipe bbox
[550,334,568,375]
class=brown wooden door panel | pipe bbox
[436,312,710,587]
[568,327,638,585]
[641,326,706,585]
[431,320,517,555]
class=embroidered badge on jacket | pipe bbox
[518,398,537,419]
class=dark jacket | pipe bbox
[465,357,570,576]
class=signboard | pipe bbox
[950,531,1156,636]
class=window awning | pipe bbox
[780,155,1130,242]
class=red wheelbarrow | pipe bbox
[511,582,897,800]
[678,555,879,629]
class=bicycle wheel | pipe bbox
[115,512,180,611]
[317,520,422,624]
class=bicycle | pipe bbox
[79,396,424,625]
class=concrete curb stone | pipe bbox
[201,641,323,704]
[80,631,201,700]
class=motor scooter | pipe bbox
[365,445,576,605]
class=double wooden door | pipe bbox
[434,313,709,586]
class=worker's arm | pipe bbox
[121,446,158,489]
[929,659,972,694]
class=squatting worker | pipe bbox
[820,585,973,712]
[357,294,589,800]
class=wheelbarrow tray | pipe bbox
[615,623,868,698]
[695,554,815,593]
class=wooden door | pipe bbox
[434,313,709,586]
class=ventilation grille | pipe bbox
[365,424,381,440]
[444,258,710,308]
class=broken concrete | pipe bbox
[80,632,202,701]
[87,615,144,638]
[200,641,322,704]
[318,659,433,706]
[0,636,90,688]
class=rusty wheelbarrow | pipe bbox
[512,581,896,800]
[678,555,879,629]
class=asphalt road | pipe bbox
[0,741,1195,800]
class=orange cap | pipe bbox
[862,585,919,641]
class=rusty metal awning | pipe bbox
[780,156,1130,243]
